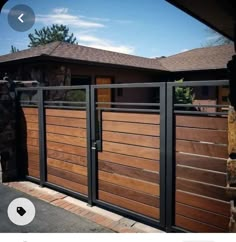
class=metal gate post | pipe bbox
[166,83,174,231]
[159,82,166,229]
[90,85,98,203]
[86,86,93,206]
[38,88,46,187]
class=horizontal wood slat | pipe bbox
[27,138,39,147]
[99,170,159,196]
[176,202,229,230]
[102,141,159,160]
[47,141,86,156]
[47,166,87,186]
[176,153,227,173]
[99,160,159,184]
[103,121,159,136]
[176,165,226,187]
[99,180,159,207]
[27,168,40,178]
[26,122,39,131]
[46,116,86,128]
[98,151,159,172]
[24,114,38,123]
[102,112,160,124]
[22,108,38,115]
[176,140,227,159]
[176,191,230,216]
[28,161,39,171]
[47,133,87,147]
[27,153,39,163]
[46,125,86,138]
[176,127,227,144]
[27,145,39,154]
[176,178,228,201]
[25,130,39,139]
[47,158,87,176]
[48,174,87,195]
[176,115,227,130]
[46,109,86,119]
[99,190,159,219]
[175,214,225,232]
[47,150,87,166]
[103,131,159,148]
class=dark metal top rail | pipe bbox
[92,82,165,89]
[168,79,229,87]
[96,102,160,106]
[16,85,89,91]
[174,104,229,108]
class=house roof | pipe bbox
[0,41,234,73]
[0,41,167,72]
[158,44,234,72]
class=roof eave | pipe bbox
[0,55,169,73]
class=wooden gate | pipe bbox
[90,83,166,229]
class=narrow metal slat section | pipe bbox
[38,88,46,186]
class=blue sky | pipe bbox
[0,0,218,57]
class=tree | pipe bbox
[174,79,195,107]
[28,24,78,47]
[10,45,19,53]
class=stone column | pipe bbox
[0,80,17,182]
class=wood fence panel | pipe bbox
[21,107,40,179]
[175,114,230,232]
[45,108,88,196]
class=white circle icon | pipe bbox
[7,198,36,226]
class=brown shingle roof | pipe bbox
[0,42,233,73]
[158,44,234,71]
[0,41,167,71]
[0,41,61,63]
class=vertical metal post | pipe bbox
[14,89,21,179]
[38,88,46,187]
[86,86,93,206]
[166,83,174,231]
[90,85,98,203]
[159,82,166,228]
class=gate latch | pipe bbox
[92,140,102,152]
[92,141,97,150]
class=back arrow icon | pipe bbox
[18,13,24,23]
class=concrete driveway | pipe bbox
[0,184,113,233]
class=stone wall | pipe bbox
[0,80,16,182]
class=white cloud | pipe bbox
[79,15,110,22]
[77,35,135,54]
[52,8,69,14]
[180,48,189,53]
[36,8,104,28]
[206,34,219,41]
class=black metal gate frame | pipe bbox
[15,80,229,232]
[15,85,91,203]
[90,82,167,230]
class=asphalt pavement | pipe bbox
[0,184,113,233]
